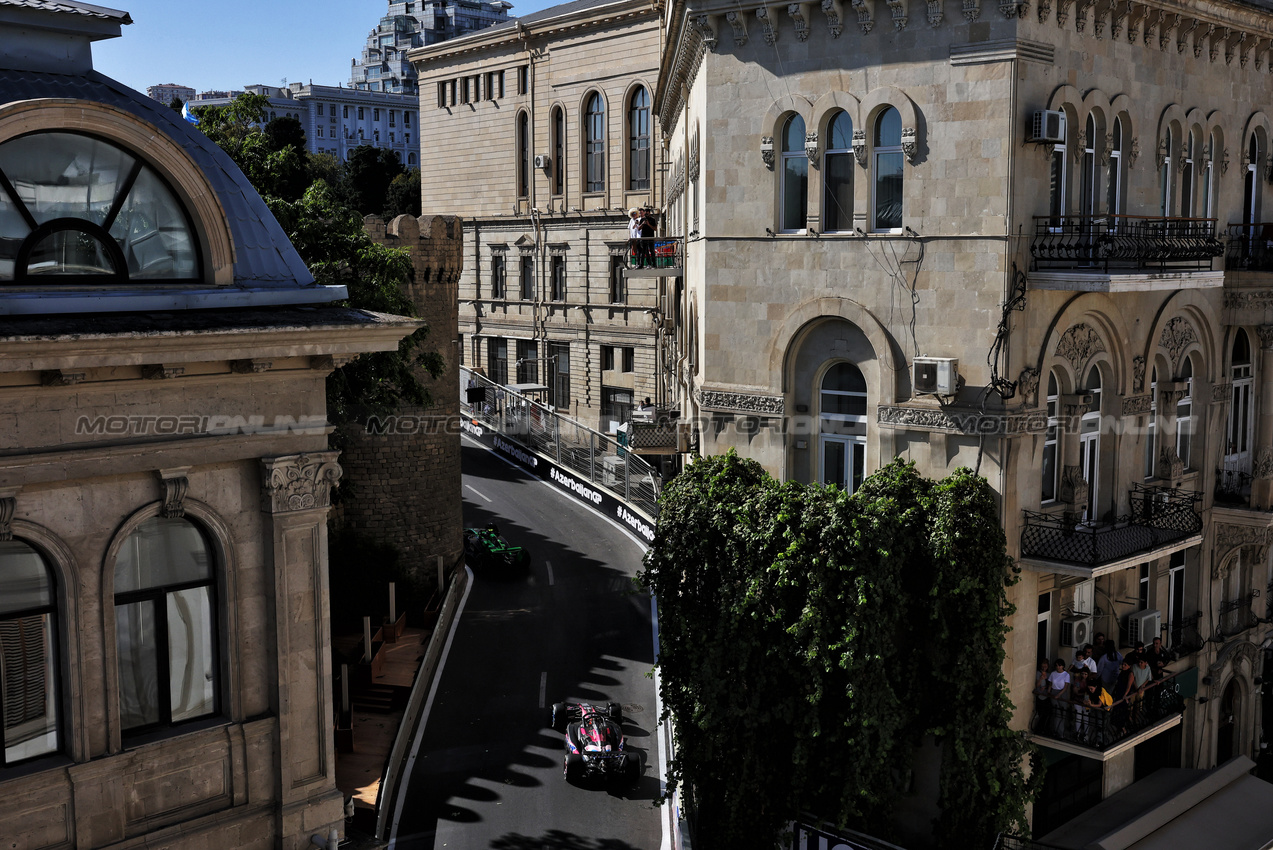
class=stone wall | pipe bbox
[337,214,465,586]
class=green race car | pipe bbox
[463,523,530,570]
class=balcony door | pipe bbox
[1226,330,1254,485]
[1080,368,1102,522]
[818,362,868,494]
[820,435,865,494]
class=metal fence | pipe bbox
[460,366,659,520]
[1031,214,1222,271]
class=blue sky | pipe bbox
[93,0,551,97]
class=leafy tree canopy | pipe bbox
[384,168,423,220]
[264,114,307,153]
[342,144,405,217]
[639,453,1039,850]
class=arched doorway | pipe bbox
[1217,678,1240,763]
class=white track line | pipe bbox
[464,483,492,502]
[545,559,555,586]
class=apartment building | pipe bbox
[658,0,1273,839]
[0,2,418,847]
[146,82,194,104]
[350,0,512,94]
[410,0,666,432]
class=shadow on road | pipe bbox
[490,831,646,850]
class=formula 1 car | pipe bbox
[551,701,640,786]
[463,523,530,570]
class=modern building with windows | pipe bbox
[658,0,1273,839]
[194,82,422,166]
[146,82,194,104]
[411,0,665,432]
[350,0,513,95]
[0,2,419,847]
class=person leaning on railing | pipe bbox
[1047,658,1071,737]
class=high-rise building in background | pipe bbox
[350,0,512,94]
[146,82,194,104]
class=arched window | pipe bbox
[1106,117,1123,215]
[1042,371,1059,503]
[0,540,59,765]
[1244,133,1262,225]
[114,516,219,733]
[823,111,853,232]
[1181,128,1199,217]
[1159,125,1174,217]
[1049,111,1069,226]
[1080,114,1097,218]
[552,106,565,196]
[584,93,605,193]
[516,111,530,198]
[628,87,650,191]
[1176,357,1194,470]
[1080,366,1101,521]
[818,362,867,493]
[780,114,808,232]
[1227,331,1253,479]
[407,152,416,166]
[0,132,199,283]
[1145,365,1159,479]
[1202,129,1219,219]
[872,107,903,231]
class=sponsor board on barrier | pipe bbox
[463,420,656,544]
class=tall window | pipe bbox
[490,253,506,298]
[1145,366,1158,479]
[1167,550,1186,650]
[823,111,853,232]
[548,342,570,408]
[628,87,650,191]
[1228,330,1254,475]
[1202,130,1217,219]
[780,114,808,232]
[1181,129,1198,217]
[114,517,218,733]
[1079,367,1101,522]
[519,254,534,300]
[609,255,625,303]
[552,107,565,196]
[819,362,868,494]
[1106,118,1123,216]
[1159,126,1174,217]
[488,338,509,384]
[1244,133,1262,225]
[516,112,530,198]
[584,93,605,193]
[1081,115,1097,219]
[516,339,538,384]
[1176,356,1194,470]
[550,254,566,301]
[0,541,59,765]
[1042,371,1059,502]
[1049,113,1069,226]
[872,107,903,232]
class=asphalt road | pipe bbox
[389,439,666,850]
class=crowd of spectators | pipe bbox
[1033,633,1176,746]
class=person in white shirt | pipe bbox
[1047,658,1071,736]
[628,208,642,265]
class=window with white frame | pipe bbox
[1042,371,1059,503]
[872,107,903,232]
[1079,366,1101,522]
[1226,329,1254,479]
[1244,133,1262,225]
[780,114,808,232]
[1181,128,1199,217]
[1159,125,1174,218]
[1049,113,1068,226]
[0,540,60,765]
[823,110,853,232]
[1145,366,1158,479]
[1176,356,1194,470]
[819,362,868,494]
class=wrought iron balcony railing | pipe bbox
[1218,590,1261,637]
[1030,669,1187,752]
[1168,612,1204,656]
[623,237,683,275]
[1021,486,1202,568]
[1031,215,1222,272]
[1225,223,1273,271]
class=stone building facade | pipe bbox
[409,0,666,434]
[658,0,1273,837]
[336,214,466,581]
[0,2,418,848]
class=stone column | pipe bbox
[1251,326,1273,508]
[260,452,346,849]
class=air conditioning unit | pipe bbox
[1127,609,1161,645]
[533,154,550,169]
[1030,110,1066,143]
[913,357,959,395]
[1061,614,1093,648]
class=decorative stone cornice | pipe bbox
[1212,381,1233,403]
[695,388,785,415]
[41,369,87,387]
[876,404,1047,435]
[158,467,191,519]
[261,452,343,514]
[0,486,17,542]
[1121,394,1152,416]
[1055,322,1106,373]
[142,364,185,380]
[231,359,273,374]
[1213,522,1273,571]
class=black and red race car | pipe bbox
[550,701,640,785]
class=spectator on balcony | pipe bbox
[1145,636,1173,680]
[1071,644,1097,676]
[1096,640,1123,690]
[638,206,658,267]
[1111,657,1135,733]
[628,208,642,265]
[1033,659,1052,730]
[1034,659,1051,697]
[1131,654,1153,692]
[1080,677,1114,745]
[1047,659,1071,736]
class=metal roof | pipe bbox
[0,0,130,23]
[0,67,322,295]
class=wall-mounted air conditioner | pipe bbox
[913,357,959,395]
[1061,614,1093,648]
[1127,609,1161,645]
[1030,110,1066,144]
[533,154,550,169]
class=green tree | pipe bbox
[384,168,422,219]
[639,453,1038,849]
[264,114,307,153]
[168,96,184,112]
[342,144,404,216]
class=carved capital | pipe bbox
[963,0,981,21]
[789,3,810,40]
[926,0,942,27]
[1157,445,1184,488]
[805,129,820,164]
[1132,354,1146,393]
[761,135,775,170]
[0,486,18,542]
[821,0,845,36]
[158,467,191,519]
[901,127,918,163]
[726,10,749,45]
[1212,382,1233,404]
[756,6,778,44]
[1128,137,1140,169]
[1059,465,1088,509]
[852,128,868,166]
[1037,0,1051,24]
[260,452,343,514]
[693,14,719,50]
[1258,325,1273,350]
[998,0,1026,17]
[851,0,875,32]
[886,0,907,29]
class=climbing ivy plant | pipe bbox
[638,452,1039,849]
